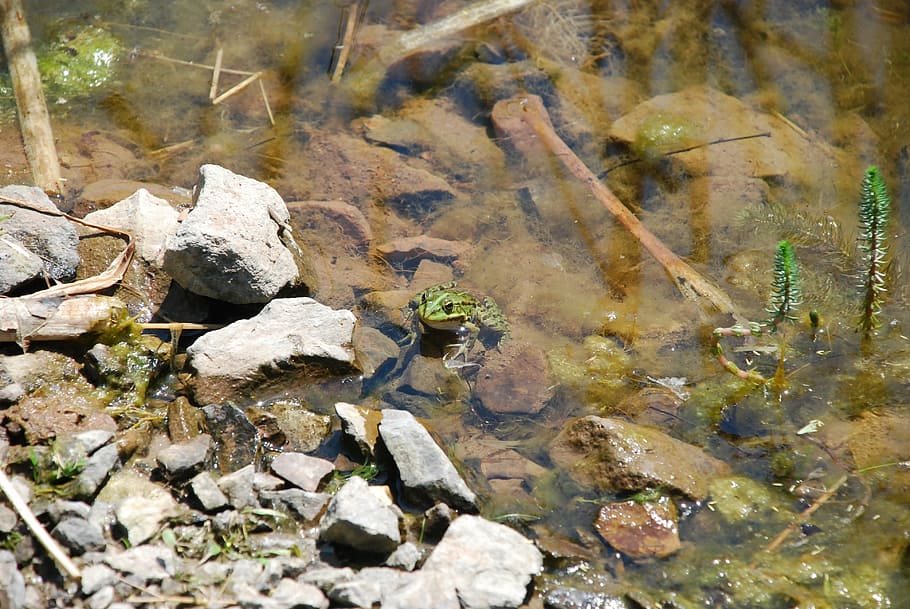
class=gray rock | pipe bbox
[327,566,409,608]
[0,185,79,283]
[381,570,459,609]
[549,416,730,500]
[71,443,120,499]
[47,500,91,522]
[270,452,334,492]
[318,476,401,555]
[335,401,379,457]
[0,504,16,533]
[86,585,115,609]
[104,544,179,583]
[378,409,478,512]
[189,471,230,512]
[163,164,298,303]
[83,189,179,265]
[53,516,105,557]
[422,515,543,609]
[70,430,116,455]
[156,434,212,477]
[385,541,422,571]
[0,550,25,609]
[0,236,44,295]
[188,298,358,404]
[201,404,259,473]
[216,464,257,509]
[270,578,329,609]
[97,471,180,546]
[298,565,355,590]
[259,489,328,522]
[80,564,118,596]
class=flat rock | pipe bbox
[156,434,212,477]
[475,341,553,415]
[421,515,543,609]
[378,409,477,512]
[259,489,329,522]
[286,200,372,247]
[51,517,106,555]
[0,236,44,295]
[187,298,358,404]
[97,471,180,546]
[375,235,470,266]
[0,185,79,284]
[104,545,179,583]
[593,497,680,559]
[270,452,334,492]
[83,188,180,264]
[335,402,382,457]
[163,164,299,303]
[318,475,401,555]
[549,416,730,500]
[190,471,230,512]
[216,464,257,509]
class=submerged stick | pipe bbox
[491,94,739,318]
[0,0,64,194]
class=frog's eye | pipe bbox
[443,300,454,313]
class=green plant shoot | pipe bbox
[766,240,802,327]
[857,166,890,339]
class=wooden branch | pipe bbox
[0,468,81,579]
[759,474,848,558]
[331,1,361,83]
[0,0,64,194]
[491,94,740,319]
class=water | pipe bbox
[5,0,910,605]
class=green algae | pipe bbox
[631,112,700,163]
[37,25,124,99]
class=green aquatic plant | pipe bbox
[713,240,802,383]
[856,166,891,339]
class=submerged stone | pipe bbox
[593,497,680,559]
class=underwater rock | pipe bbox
[37,25,123,100]
[593,497,681,559]
[549,416,730,500]
[187,298,358,404]
[318,475,402,555]
[83,189,180,265]
[286,199,373,248]
[201,404,259,474]
[378,408,478,512]
[163,164,299,304]
[475,340,553,415]
[421,514,543,609]
[0,185,79,288]
[375,235,471,266]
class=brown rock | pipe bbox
[475,341,553,415]
[549,416,730,500]
[594,497,680,559]
[376,235,471,266]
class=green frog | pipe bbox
[408,282,510,365]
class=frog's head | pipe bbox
[417,290,473,330]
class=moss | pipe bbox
[37,25,123,99]
[631,112,699,163]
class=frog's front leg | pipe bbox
[442,322,481,368]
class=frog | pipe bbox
[407,281,510,365]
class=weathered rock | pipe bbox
[421,515,543,609]
[156,434,212,477]
[51,517,106,555]
[80,564,118,596]
[259,489,329,522]
[83,189,179,264]
[0,237,44,295]
[104,544,179,583]
[189,472,230,512]
[335,402,381,457]
[385,541,422,571]
[327,566,411,608]
[375,235,470,267]
[97,471,180,546]
[216,464,257,509]
[270,452,334,492]
[166,397,205,443]
[352,325,399,381]
[163,164,299,303]
[269,577,329,609]
[378,409,478,512]
[286,200,373,248]
[0,185,79,284]
[0,550,25,609]
[475,341,553,415]
[187,298,358,404]
[550,416,730,500]
[318,475,401,555]
[201,404,259,473]
[71,443,120,499]
[258,402,332,454]
[593,497,680,559]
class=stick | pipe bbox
[0,0,64,194]
[209,47,224,100]
[759,474,848,558]
[212,71,261,105]
[0,468,81,579]
[331,1,361,83]
[491,94,740,318]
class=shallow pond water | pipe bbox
[5,0,910,606]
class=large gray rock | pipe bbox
[163,164,299,303]
[422,515,543,609]
[549,416,730,500]
[318,475,401,555]
[270,452,334,492]
[378,409,478,512]
[0,185,79,290]
[96,471,181,546]
[187,298,358,404]
[84,189,180,265]
[0,550,25,609]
